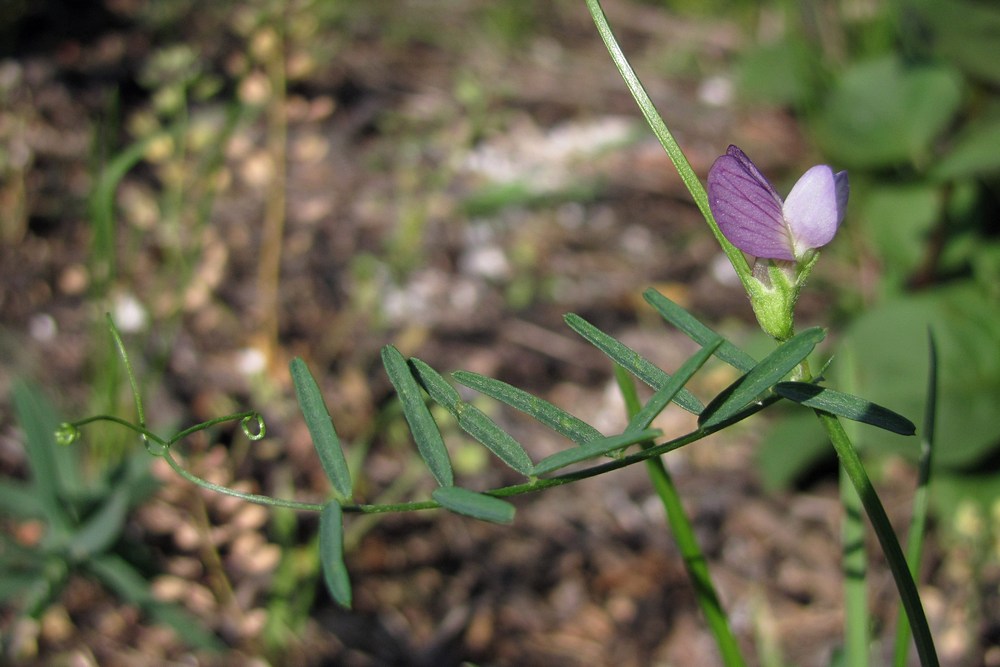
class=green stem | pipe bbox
[815,412,938,667]
[614,366,746,666]
[583,0,753,293]
[841,464,869,666]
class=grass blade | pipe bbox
[453,371,604,445]
[382,346,453,487]
[432,486,516,524]
[532,429,662,476]
[892,331,938,667]
[410,358,533,476]
[775,382,915,436]
[564,313,704,414]
[290,357,353,500]
[643,288,756,372]
[699,328,826,430]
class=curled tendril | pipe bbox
[241,413,266,441]
[55,423,81,446]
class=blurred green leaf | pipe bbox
[699,328,826,430]
[431,486,515,524]
[813,56,963,168]
[756,411,832,489]
[774,382,915,436]
[290,357,353,501]
[737,36,823,107]
[911,0,1000,86]
[564,313,704,414]
[860,183,941,290]
[319,502,352,609]
[382,346,453,487]
[86,554,222,650]
[833,281,1000,467]
[932,115,1000,180]
[68,487,129,562]
[453,370,604,445]
[532,429,662,476]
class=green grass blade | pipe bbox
[86,554,223,650]
[643,288,756,372]
[532,429,662,476]
[627,339,722,433]
[68,487,129,561]
[319,501,352,609]
[892,331,938,667]
[564,313,704,414]
[452,370,604,445]
[431,486,516,524]
[382,346,453,487]
[775,382,915,436]
[699,328,826,430]
[290,357,353,500]
[410,358,533,476]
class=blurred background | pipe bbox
[1,0,998,665]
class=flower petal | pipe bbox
[782,165,849,257]
[707,146,794,261]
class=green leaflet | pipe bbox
[643,289,756,372]
[564,313,705,414]
[409,358,533,476]
[290,358,353,500]
[453,371,604,445]
[319,501,352,608]
[775,382,916,436]
[432,486,516,524]
[382,346,453,487]
[699,328,826,430]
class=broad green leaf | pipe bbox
[859,184,942,291]
[564,313,704,414]
[627,340,722,433]
[756,411,832,490]
[911,0,1000,86]
[932,115,1000,180]
[643,289,755,372]
[410,358,533,475]
[431,486,515,524]
[12,382,77,530]
[68,487,129,562]
[452,371,604,445]
[699,328,825,430]
[775,382,915,436]
[0,478,45,519]
[736,36,823,107]
[813,56,963,168]
[382,346,453,487]
[290,357,353,500]
[532,429,662,476]
[833,281,1000,467]
[319,501,352,609]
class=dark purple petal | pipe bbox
[707,146,794,261]
[782,165,849,255]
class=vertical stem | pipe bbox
[614,367,747,667]
[841,465,869,666]
[816,412,938,667]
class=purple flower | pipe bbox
[707,145,849,262]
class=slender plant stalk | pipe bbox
[893,332,938,667]
[841,465,869,666]
[582,0,753,293]
[614,366,747,667]
[816,412,938,667]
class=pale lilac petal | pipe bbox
[782,165,849,257]
[707,146,794,261]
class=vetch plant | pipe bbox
[48,1,942,665]
[708,145,849,341]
